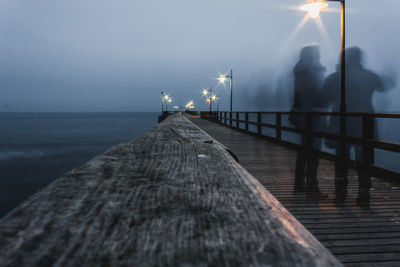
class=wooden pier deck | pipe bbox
[189,115,400,267]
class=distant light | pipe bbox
[211,95,217,101]
[300,0,328,19]
[218,75,227,83]
[202,89,208,96]
[173,105,178,109]
[185,101,194,109]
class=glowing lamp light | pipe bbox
[202,89,208,96]
[185,101,194,109]
[218,75,227,83]
[211,95,217,101]
[300,0,328,19]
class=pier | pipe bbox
[190,112,400,266]
[0,113,340,266]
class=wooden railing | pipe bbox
[200,111,400,180]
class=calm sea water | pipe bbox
[0,112,158,217]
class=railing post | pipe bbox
[229,112,233,126]
[362,114,374,166]
[236,112,239,128]
[224,112,227,125]
[245,112,249,131]
[257,113,262,135]
[305,114,313,150]
[276,113,282,140]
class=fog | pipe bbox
[1,0,399,112]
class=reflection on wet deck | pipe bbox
[190,115,400,267]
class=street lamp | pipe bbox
[161,91,164,112]
[217,69,233,112]
[300,0,347,161]
[300,0,346,113]
[185,101,195,110]
[212,95,219,112]
[162,94,172,112]
[167,97,172,111]
[202,88,214,112]
[300,0,328,19]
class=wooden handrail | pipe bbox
[201,111,400,180]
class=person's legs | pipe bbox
[334,159,348,205]
[294,135,307,192]
[294,149,307,191]
[306,152,319,193]
[334,145,348,205]
[355,146,371,207]
[305,136,328,198]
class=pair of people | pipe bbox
[291,44,395,203]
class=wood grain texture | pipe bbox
[0,113,341,267]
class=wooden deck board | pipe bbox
[189,115,400,266]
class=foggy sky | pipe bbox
[1,0,399,112]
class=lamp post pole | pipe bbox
[209,87,212,112]
[161,91,164,112]
[217,70,233,125]
[337,0,347,161]
[229,69,233,112]
[339,0,346,114]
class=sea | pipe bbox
[0,112,158,218]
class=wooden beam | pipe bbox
[0,113,341,266]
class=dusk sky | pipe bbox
[1,0,399,112]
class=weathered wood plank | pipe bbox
[0,113,341,266]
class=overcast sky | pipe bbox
[1,0,399,112]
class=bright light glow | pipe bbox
[185,101,194,109]
[202,89,208,96]
[211,95,217,101]
[173,106,178,109]
[300,1,328,19]
[167,98,172,103]
[218,75,227,83]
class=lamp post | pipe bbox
[202,88,217,113]
[301,0,347,160]
[166,98,172,112]
[300,0,346,113]
[185,101,195,110]
[161,91,164,112]
[162,94,172,112]
[212,95,219,113]
[217,69,233,112]
[209,87,213,112]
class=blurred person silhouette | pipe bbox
[322,46,396,207]
[289,44,328,199]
